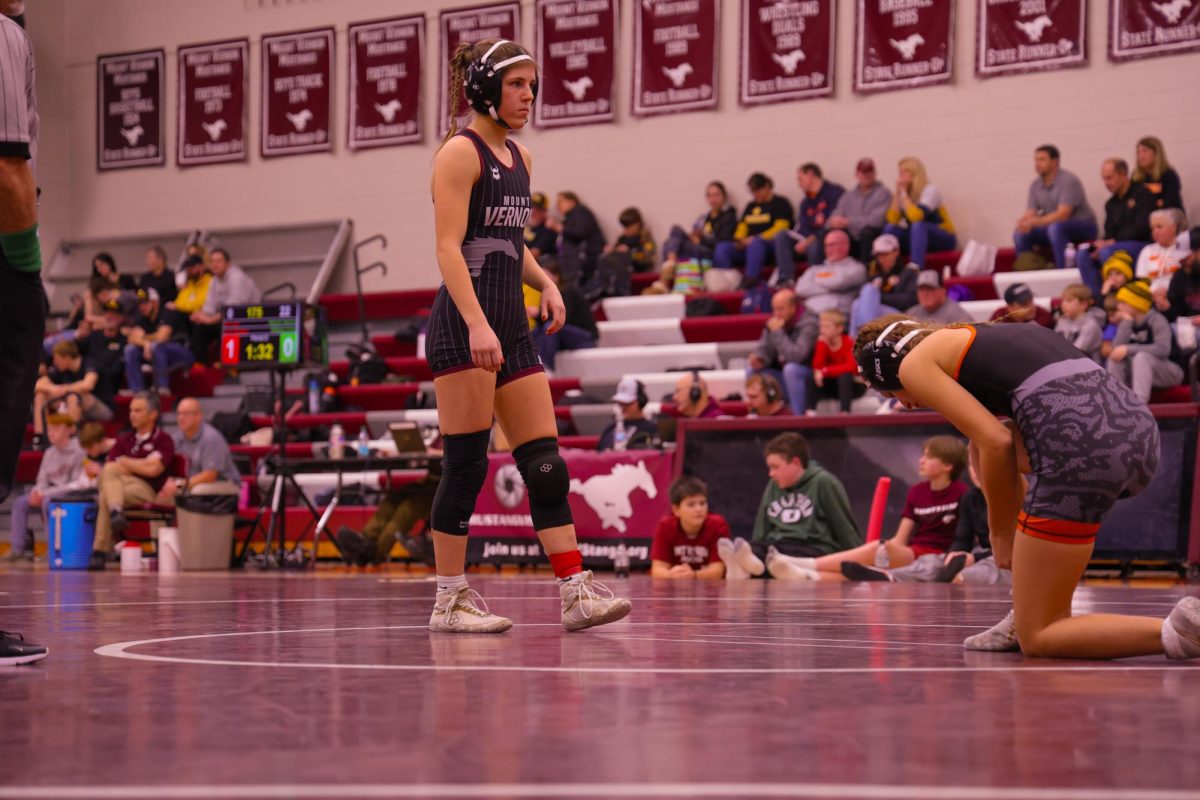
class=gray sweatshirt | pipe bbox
[906,299,973,324]
[1055,314,1103,361]
[831,182,892,238]
[35,439,87,497]
[754,312,819,367]
[794,257,867,314]
[1114,310,1175,360]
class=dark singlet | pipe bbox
[954,323,1101,416]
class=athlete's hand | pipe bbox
[468,322,504,373]
[539,283,566,335]
[991,530,1014,570]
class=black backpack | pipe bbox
[345,343,389,385]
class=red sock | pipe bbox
[548,549,583,579]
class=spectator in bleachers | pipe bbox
[168,254,211,318]
[990,283,1053,328]
[336,464,441,567]
[1135,208,1191,292]
[598,378,658,450]
[714,172,793,288]
[529,260,597,372]
[744,373,790,417]
[1055,284,1104,361]
[31,340,113,450]
[747,288,817,415]
[124,288,194,394]
[1100,250,1134,300]
[82,300,128,398]
[1133,136,1184,214]
[524,192,558,262]
[658,181,737,289]
[156,398,240,505]
[3,415,86,562]
[189,248,261,363]
[78,421,115,477]
[650,476,729,580]
[89,392,175,570]
[549,191,606,287]
[1013,144,1098,269]
[775,163,845,281]
[1099,293,1122,361]
[906,270,971,324]
[850,233,918,334]
[91,251,137,292]
[808,309,865,415]
[793,229,867,316]
[672,372,722,419]
[138,245,178,304]
[602,207,656,273]
[1076,158,1154,297]
[883,156,956,268]
[717,432,861,580]
[1164,229,1200,355]
[828,157,892,265]
[1106,280,1184,402]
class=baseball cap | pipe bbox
[102,299,123,314]
[856,157,876,173]
[872,233,901,255]
[179,254,204,272]
[916,270,942,289]
[531,192,547,210]
[612,377,642,405]
[136,287,160,304]
[1004,283,1034,305]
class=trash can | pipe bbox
[47,500,97,570]
[175,491,238,570]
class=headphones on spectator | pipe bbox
[856,320,924,392]
[762,375,781,404]
[465,40,537,128]
[634,380,649,410]
[689,369,703,405]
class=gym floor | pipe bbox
[1,570,1198,800]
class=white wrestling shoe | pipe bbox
[1163,596,1200,660]
[963,609,1020,652]
[560,571,632,632]
[429,585,513,634]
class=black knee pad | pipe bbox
[430,429,490,536]
[513,437,573,531]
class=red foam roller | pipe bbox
[866,476,891,543]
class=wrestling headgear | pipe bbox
[464,40,537,128]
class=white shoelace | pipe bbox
[438,587,492,624]
[566,574,615,621]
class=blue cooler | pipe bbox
[47,501,98,570]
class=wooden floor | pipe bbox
[1,568,1198,799]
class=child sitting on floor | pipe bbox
[649,476,730,580]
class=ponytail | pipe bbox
[443,41,477,146]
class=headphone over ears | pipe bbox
[689,369,704,405]
[762,375,781,404]
[464,40,538,128]
[856,320,924,392]
[634,380,649,410]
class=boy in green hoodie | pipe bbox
[717,432,862,580]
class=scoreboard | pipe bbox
[219,302,327,371]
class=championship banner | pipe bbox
[438,3,522,138]
[97,49,164,170]
[348,16,425,150]
[632,0,720,117]
[177,39,248,167]
[976,0,1086,78]
[740,0,835,106]
[260,28,334,159]
[854,0,954,94]
[1109,0,1200,61]
[469,450,674,567]
[534,0,618,129]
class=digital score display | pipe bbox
[219,302,324,370]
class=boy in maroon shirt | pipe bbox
[649,476,730,579]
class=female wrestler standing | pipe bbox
[426,39,631,633]
[854,315,1198,659]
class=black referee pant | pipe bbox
[0,266,46,501]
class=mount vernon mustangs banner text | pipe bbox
[348,16,425,150]
[633,0,720,117]
[740,0,835,106]
[260,28,334,158]
[97,49,164,170]
[976,0,1086,78]
[438,3,521,138]
[177,39,248,166]
[535,0,618,128]
[1109,0,1200,61]
[854,0,954,93]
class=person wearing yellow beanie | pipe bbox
[1108,279,1183,401]
[1100,250,1135,296]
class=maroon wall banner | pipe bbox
[977,0,1086,77]
[740,0,835,106]
[348,16,425,150]
[261,28,334,159]
[854,0,954,93]
[1109,0,1200,61]
[177,39,248,167]
[470,450,673,565]
[633,0,720,117]
[97,49,164,171]
[535,0,618,128]
[438,3,522,138]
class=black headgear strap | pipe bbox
[463,40,537,129]
[856,320,924,392]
